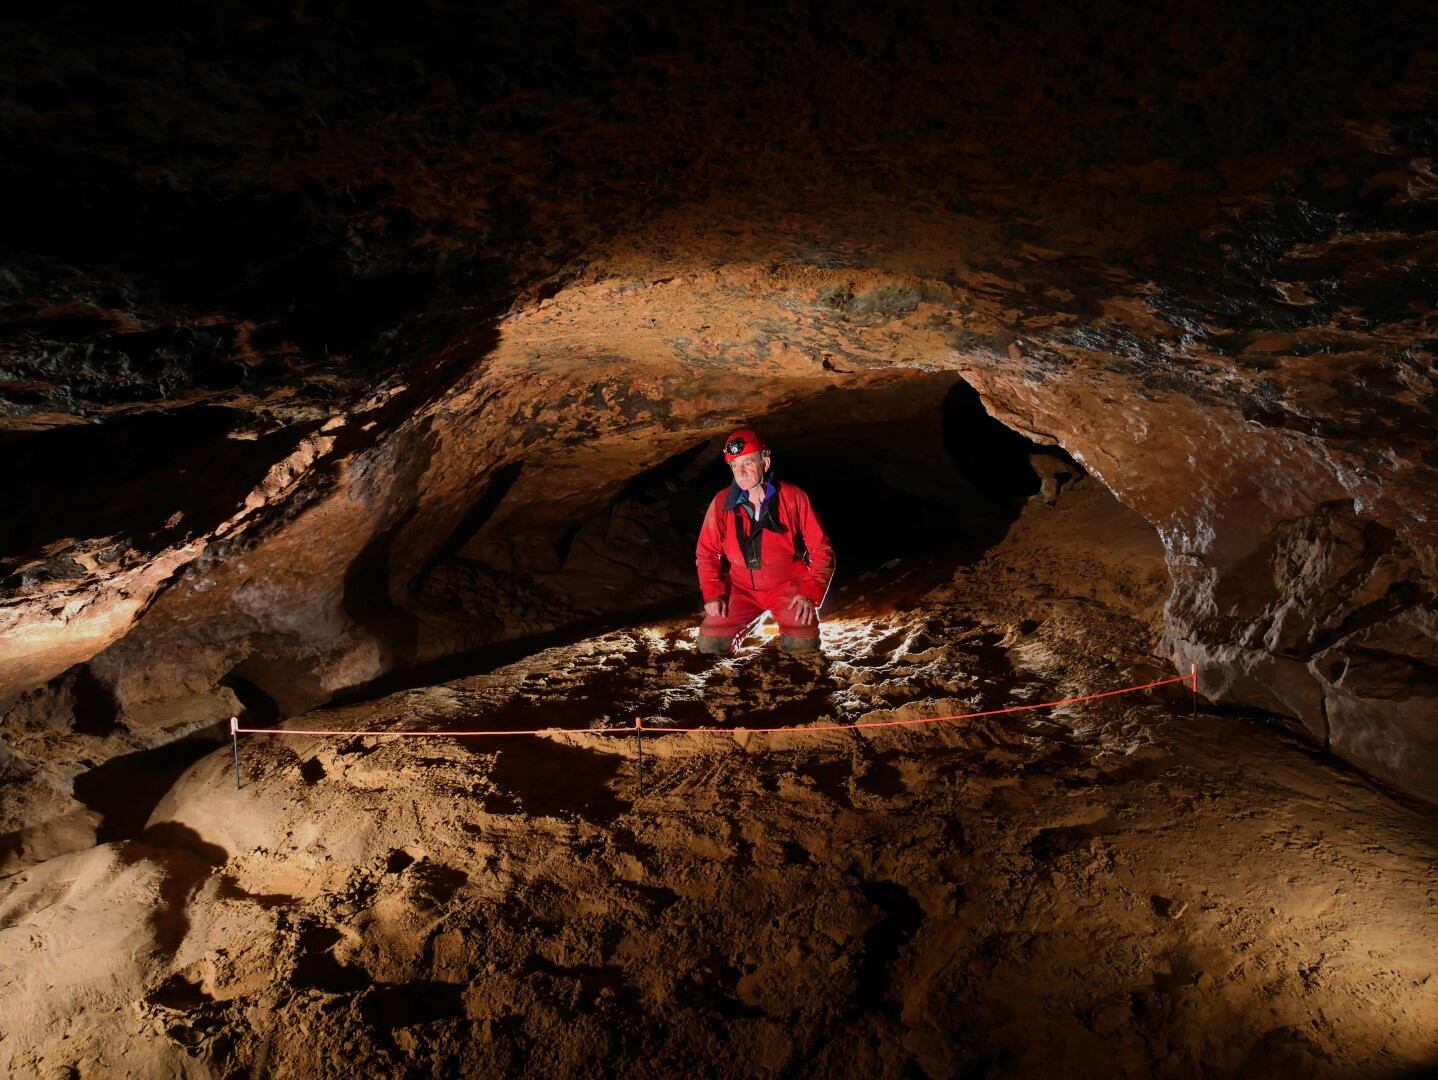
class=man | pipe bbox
[695,428,835,655]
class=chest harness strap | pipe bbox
[731,493,808,571]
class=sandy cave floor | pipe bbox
[2,481,1437,1079]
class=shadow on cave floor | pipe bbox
[331,594,705,707]
[72,721,232,842]
[482,739,630,821]
[333,498,992,709]
[313,579,1052,752]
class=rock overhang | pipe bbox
[0,0,1434,802]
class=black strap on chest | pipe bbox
[731,492,791,571]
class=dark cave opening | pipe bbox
[706,375,1082,572]
[0,408,320,590]
[68,663,120,736]
[217,672,282,728]
[531,373,1083,610]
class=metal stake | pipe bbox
[231,715,241,790]
[634,716,643,797]
[1191,663,1198,718]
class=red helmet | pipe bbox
[722,428,768,461]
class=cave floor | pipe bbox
[2,482,1436,1078]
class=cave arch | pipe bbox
[412,372,1092,635]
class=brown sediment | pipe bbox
[2,482,1433,1076]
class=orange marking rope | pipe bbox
[231,665,1200,739]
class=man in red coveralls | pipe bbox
[695,428,835,655]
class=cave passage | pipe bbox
[674,376,1057,571]
[2,1,1436,1074]
[659,376,1077,572]
[325,373,1086,709]
[423,374,1080,638]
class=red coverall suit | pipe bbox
[695,479,835,648]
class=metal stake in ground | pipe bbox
[231,715,242,790]
[1191,663,1198,717]
[634,716,643,797]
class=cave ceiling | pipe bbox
[1,1,1436,798]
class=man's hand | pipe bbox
[787,594,817,626]
[704,597,728,618]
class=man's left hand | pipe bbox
[787,594,817,626]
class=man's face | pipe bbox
[729,450,769,491]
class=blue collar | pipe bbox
[724,478,777,513]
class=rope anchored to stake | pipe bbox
[226,666,1201,791]
[634,716,644,797]
[231,714,241,790]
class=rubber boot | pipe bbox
[779,634,820,655]
[696,633,733,655]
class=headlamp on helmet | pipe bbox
[722,428,768,462]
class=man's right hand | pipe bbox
[704,597,728,618]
